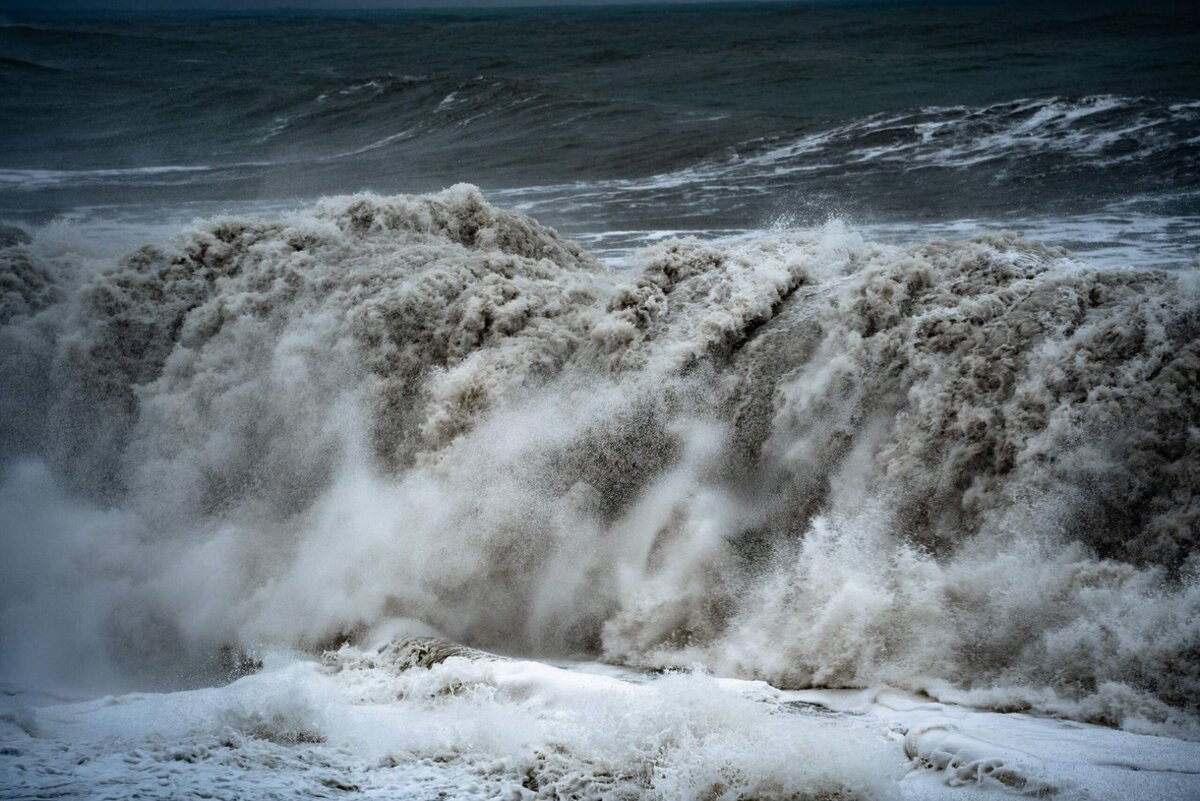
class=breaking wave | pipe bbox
[733,95,1200,173]
[1,185,1197,735]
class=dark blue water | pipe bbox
[1,0,1198,260]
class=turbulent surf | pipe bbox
[2,186,1197,737]
[2,2,1199,799]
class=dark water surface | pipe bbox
[0,0,1198,257]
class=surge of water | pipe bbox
[1,185,1197,735]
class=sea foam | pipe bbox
[0,185,1197,736]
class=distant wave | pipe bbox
[307,92,1198,179]
[1,186,1196,735]
[271,72,620,161]
[0,163,270,191]
[509,95,1199,196]
[12,95,1196,237]
[488,95,1200,246]
[738,95,1198,170]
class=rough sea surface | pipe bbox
[1,2,1199,799]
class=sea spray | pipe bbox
[0,186,1196,734]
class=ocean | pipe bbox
[1,2,1199,799]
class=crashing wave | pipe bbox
[0,185,1196,734]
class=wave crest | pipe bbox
[1,186,1197,733]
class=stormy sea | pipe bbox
[1,2,1199,798]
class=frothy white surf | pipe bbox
[1,185,1197,739]
[4,637,1198,800]
[2,636,896,801]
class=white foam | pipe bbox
[3,647,1198,799]
[1,186,1197,741]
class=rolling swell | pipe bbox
[499,95,1200,236]
[0,186,1197,734]
[4,78,1196,243]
